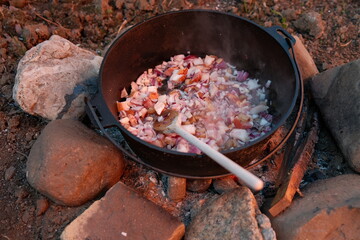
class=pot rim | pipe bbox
[99,9,300,157]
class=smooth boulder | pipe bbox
[311,59,360,172]
[13,35,102,120]
[270,174,360,240]
[26,119,125,206]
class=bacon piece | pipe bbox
[233,118,253,129]
[164,67,178,76]
[128,114,138,127]
[117,101,130,111]
[143,98,154,108]
[148,92,159,100]
[189,72,202,84]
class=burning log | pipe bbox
[269,108,319,217]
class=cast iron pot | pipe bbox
[87,10,301,179]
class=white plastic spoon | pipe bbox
[153,110,264,191]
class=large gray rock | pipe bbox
[185,187,276,240]
[26,119,125,206]
[270,174,360,240]
[61,181,185,240]
[13,35,102,120]
[311,59,360,172]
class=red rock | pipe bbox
[186,179,212,192]
[212,176,239,194]
[270,174,360,240]
[26,119,125,206]
[167,176,186,202]
[36,197,50,216]
[9,0,27,8]
[60,181,185,240]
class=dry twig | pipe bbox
[34,12,67,29]
[117,19,129,35]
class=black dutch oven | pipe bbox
[87,10,302,179]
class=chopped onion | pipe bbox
[117,54,273,153]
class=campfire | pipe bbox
[1,1,359,240]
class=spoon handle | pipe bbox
[173,125,264,191]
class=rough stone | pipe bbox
[186,179,212,193]
[94,0,113,15]
[185,187,276,240]
[13,35,102,120]
[15,187,29,201]
[1,84,13,99]
[26,119,125,206]
[212,176,239,194]
[9,0,27,8]
[293,35,319,81]
[8,115,21,130]
[257,214,277,240]
[4,166,16,180]
[270,174,360,240]
[7,36,27,57]
[310,59,360,172]
[61,181,185,240]
[137,0,152,11]
[167,176,186,202]
[22,23,50,48]
[36,197,50,216]
[281,9,298,21]
[294,11,325,39]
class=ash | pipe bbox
[100,113,353,225]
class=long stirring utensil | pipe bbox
[153,110,264,191]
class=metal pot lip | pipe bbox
[100,9,300,158]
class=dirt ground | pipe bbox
[0,0,359,239]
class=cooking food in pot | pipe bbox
[117,54,273,153]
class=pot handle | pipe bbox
[86,93,119,128]
[266,26,296,51]
[246,32,304,169]
[85,97,146,163]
